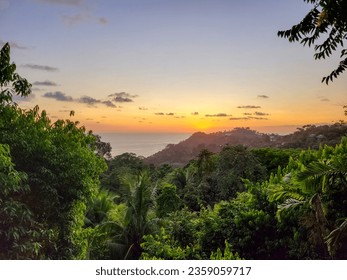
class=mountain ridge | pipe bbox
[144,123,347,166]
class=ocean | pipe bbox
[98,133,191,158]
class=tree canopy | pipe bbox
[0,42,107,259]
[278,0,347,84]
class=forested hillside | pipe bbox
[144,124,347,166]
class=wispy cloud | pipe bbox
[155,112,165,115]
[43,92,117,108]
[205,113,232,117]
[22,64,58,72]
[237,105,261,109]
[139,107,148,110]
[13,93,36,102]
[191,112,199,115]
[320,98,330,102]
[229,116,268,121]
[62,12,108,26]
[62,13,91,26]
[43,91,73,101]
[78,96,100,106]
[78,96,117,107]
[254,111,270,116]
[31,87,43,91]
[166,112,174,116]
[34,0,83,6]
[98,17,108,25]
[109,92,138,103]
[102,100,117,108]
[33,80,58,86]
[33,0,108,26]
[0,40,30,50]
[229,117,249,120]
[251,117,268,120]
[258,95,269,99]
[0,0,9,10]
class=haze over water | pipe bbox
[99,132,191,157]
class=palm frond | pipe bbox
[325,218,347,257]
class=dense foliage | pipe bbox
[1,39,347,260]
[0,43,107,259]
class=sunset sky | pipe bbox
[1,0,346,134]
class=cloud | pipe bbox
[205,113,232,117]
[254,111,270,116]
[0,40,30,50]
[31,87,43,91]
[139,107,148,110]
[154,112,176,116]
[174,116,185,119]
[243,113,252,116]
[98,17,108,25]
[258,95,269,99]
[33,80,58,86]
[109,92,138,103]
[78,95,100,106]
[78,96,116,108]
[229,116,269,121]
[191,112,199,115]
[229,117,249,120]
[22,64,58,72]
[34,0,108,26]
[12,93,36,102]
[320,98,330,102]
[34,0,83,6]
[44,92,117,108]
[237,105,261,109]
[62,13,91,26]
[43,91,73,101]
[102,100,117,108]
[62,13,109,26]
[0,0,9,10]
[251,117,268,120]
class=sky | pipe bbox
[1,0,346,134]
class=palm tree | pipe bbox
[120,171,157,259]
[272,139,347,258]
[84,189,126,259]
[297,149,347,258]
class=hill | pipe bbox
[144,123,347,166]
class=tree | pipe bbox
[0,42,107,259]
[120,171,157,259]
[278,0,347,84]
[93,134,112,160]
[196,149,215,177]
[0,43,31,103]
[100,153,144,195]
[156,183,182,218]
[0,144,42,259]
[269,138,347,259]
[215,145,266,201]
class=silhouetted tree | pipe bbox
[278,0,347,83]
